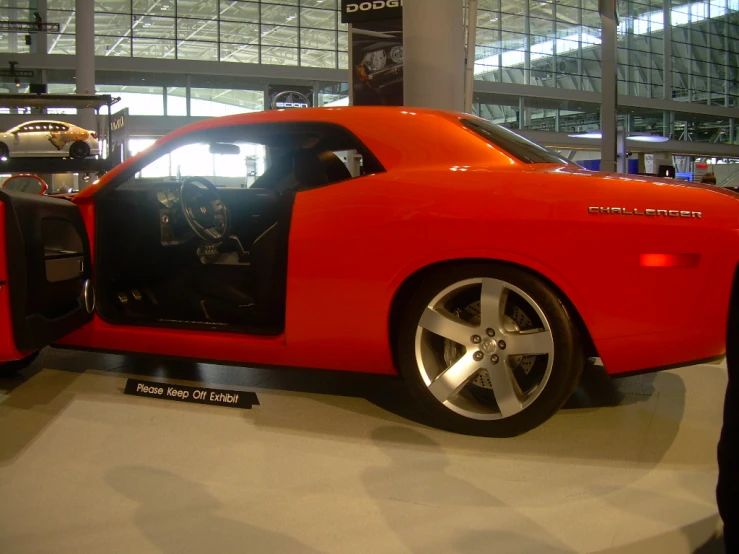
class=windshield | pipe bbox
[461,118,569,164]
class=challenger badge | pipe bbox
[588,207,702,218]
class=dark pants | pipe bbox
[718,284,739,552]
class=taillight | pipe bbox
[91,131,98,139]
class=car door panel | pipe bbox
[0,190,92,358]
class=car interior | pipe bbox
[94,122,383,335]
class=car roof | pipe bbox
[79,106,528,198]
[9,120,74,129]
[15,120,72,125]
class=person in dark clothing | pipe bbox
[701,172,718,185]
[718,278,738,552]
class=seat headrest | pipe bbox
[293,150,328,189]
[293,150,352,190]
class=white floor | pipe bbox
[0,349,728,554]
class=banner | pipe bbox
[351,18,404,106]
[341,0,403,24]
[109,108,128,161]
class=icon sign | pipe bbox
[271,91,311,110]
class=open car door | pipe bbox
[0,190,93,362]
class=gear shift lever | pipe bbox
[226,235,249,263]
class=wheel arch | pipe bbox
[387,258,599,367]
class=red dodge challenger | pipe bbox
[1,107,737,436]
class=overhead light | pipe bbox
[568,131,670,142]
[627,133,670,142]
[569,131,602,139]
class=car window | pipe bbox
[18,124,37,133]
[461,118,569,164]
[135,141,268,188]
[119,122,384,192]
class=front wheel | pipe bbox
[396,263,584,437]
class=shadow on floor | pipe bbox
[361,425,577,553]
[106,466,324,554]
[3,348,688,468]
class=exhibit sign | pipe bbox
[124,379,260,409]
[341,0,403,23]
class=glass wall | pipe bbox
[472,0,739,105]
[83,0,346,68]
[2,0,738,112]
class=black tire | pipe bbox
[69,141,90,159]
[396,263,584,437]
[0,350,40,376]
[0,142,9,159]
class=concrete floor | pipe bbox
[0,348,728,554]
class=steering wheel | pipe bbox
[180,177,230,243]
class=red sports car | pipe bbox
[1,107,737,436]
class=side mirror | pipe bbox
[2,174,48,195]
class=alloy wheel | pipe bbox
[413,277,555,420]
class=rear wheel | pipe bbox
[69,141,90,159]
[396,263,584,437]
[0,142,9,159]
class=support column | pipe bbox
[524,0,531,86]
[32,0,48,54]
[464,0,478,113]
[75,0,95,130]
[663,1,672,100]
[8,0,18,54]
[599,0,618,172]
[403,0,465,111]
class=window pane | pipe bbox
[178,0,217,18]
[133,16,176,39]
[261,46,298,65]
[177,19,218,42]
[220,21,259,44]
[96,0,130,13]
[300,28,336,50]
[301,48,337,68]
[132,38,176,58]
[97,85,165,115]
[178,40,218,61]
[220,43,259,63]
[96,37,132,56]
[300,7,337,30]
[260,25,297,47]
[261,4,298,26]
[133,0,175,16]
[49,34,76,55]
[220,1,259,22]
[190,87,264,116]
[96,13,131,37]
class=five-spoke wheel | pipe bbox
[397,263,583,436]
